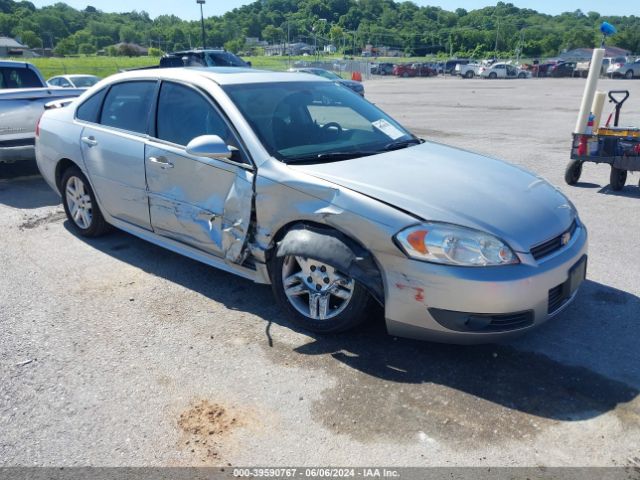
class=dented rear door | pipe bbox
[144,80,253,262]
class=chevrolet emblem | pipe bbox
[561,231,571,246]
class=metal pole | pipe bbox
[197,0,206,49]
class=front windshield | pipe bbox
[72,76,99,87]
[223,81,416,163]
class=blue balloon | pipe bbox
[600,22,617,36]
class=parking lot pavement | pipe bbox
[1,78,639,467]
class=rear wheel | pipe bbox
[489,72,497,79]
[402,72,409,78]
[465,71,474,79]
[564,160,582,185]
[609,166,627,191]
[518,72,526,79]
[61,166,110,237]
[271,254,370,334]
[625,70,634,79]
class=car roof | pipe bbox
[103,67,328,86]
[0,60,33,68]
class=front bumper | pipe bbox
[379,223,588,344]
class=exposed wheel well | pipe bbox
[266,221,385,305]
[54,158,78,191]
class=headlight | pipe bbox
[395,223,519,266]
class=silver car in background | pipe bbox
[35,68,587,343]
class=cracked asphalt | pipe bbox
[1,77,639,467]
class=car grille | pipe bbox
[548,283,567,314]
[483,312,535,332]
[531,220,577,261]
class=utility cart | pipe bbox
[565,90,640,190]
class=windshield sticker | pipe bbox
[372,119,404,140]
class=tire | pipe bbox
[402,72,409,78]
[380,70,386,76]
[271,254,370,334]
[609,167,627,191]
[625,70,634,79]
[61,166,111,237]
[489,72,497,79]
[465,71,474,79]
[518,72,526,79]
[564,160,582,185]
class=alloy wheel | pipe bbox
[65,176,93,229]
[281,255,354,321]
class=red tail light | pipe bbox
[35,113,44,138]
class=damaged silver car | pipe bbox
[35,68,588,343]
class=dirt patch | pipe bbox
[19,209,66,230]
[178,400,241,462]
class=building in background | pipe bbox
[0,37,28,57]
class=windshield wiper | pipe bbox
[384,138,424,151]
[285,151,379,164]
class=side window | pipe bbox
[156,81,231,148]
[48,78,59,86]
[76,88,107,123]
[100,81,156,134]
[59,78,72,87]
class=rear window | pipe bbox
[99,81,156,134]
[0,67,42,89]
[76,88,107,123]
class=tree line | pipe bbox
[1,0,639,58]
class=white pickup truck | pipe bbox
[0,60,85,164]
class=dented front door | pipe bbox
[145,141,253,262]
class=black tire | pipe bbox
[625,70,634,79]
[270,254,370,334]
[518,72,526,79]
[609,166,627,191]
[564,160,582,185]
[465,71,474,79]
[61,166,111,237]
[489,72,497,79]
[402,72,409,78]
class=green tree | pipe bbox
[78,43,96,54]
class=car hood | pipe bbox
[291,142,575,252]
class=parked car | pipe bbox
[548,61,577,78]
[392,63,435,78]
[603,56,629,76]
[481,63,530,79]
[372,62,394,75]
[456,63,483,78]
[443,59,470,75]
[609,58,640,79]
[35,68,587,343]
[160,49,251,68]
[47,75,100,88]
[288,67,364,96]
[0,60,85,164]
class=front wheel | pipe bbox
[625,70,634,79]
[564,160,582,185]
[465,71,474,79]
[61,166,110,237]
[610,167,627,191]
[518,72,526,79]
[271,255,370,334]
[489,72,497,79]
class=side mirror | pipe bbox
[186,135,232,160]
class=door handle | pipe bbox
[81,136,98,147]
[148,156,174,169]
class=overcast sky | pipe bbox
[33,0,636,21]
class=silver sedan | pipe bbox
[35,67,587,343]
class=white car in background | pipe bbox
[608,58,640,79]
[47,74,100,88]
[480,63,530,79]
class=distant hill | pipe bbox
[1,0,638,57]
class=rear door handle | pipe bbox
[81,136,98,147]
[148,156,174,169]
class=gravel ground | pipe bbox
[1,77,639,467]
